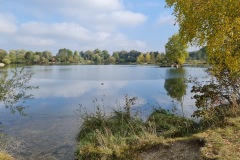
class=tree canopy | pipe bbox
[166,0,240,116]
[165,33,188,65]
[164,68,187,102]
[165,0,240,77]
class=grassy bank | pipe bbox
[75,96,200,159]
[75,96,240,160]
[195,117,240,160]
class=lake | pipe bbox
[0,65,208,160]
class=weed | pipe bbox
[75,96,200,159]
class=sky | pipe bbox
[0,0,196,55]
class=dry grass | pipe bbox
[0,151,14,160]
[77,121,166,159]
[195,117,240,160]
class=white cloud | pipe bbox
[126,1,162,9]
[95,32,111,41]
[65,31,147,53]
[30,79,129,98]
[110,11,147,27]
[16,20,146,52]
[0,0,150,53]
[0,13,17,34]
[19,22,92,41]
[89,11,147,32]
[77,0,123,11]
[97,33,147,51]
[157,13,175,26]
[62,7,147,32]
[15,36,55,46]
[23,0,123,11]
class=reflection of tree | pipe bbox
[164,68,187,116]
[164,78,187,102]
[0,68,38,115]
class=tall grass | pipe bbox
[76,107,161,159]
[75,96,198,159]
[148,109,199,137]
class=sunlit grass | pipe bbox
[195,117,240,160]
[76,94,240,159]
[75,96,199,159]
[0,151,14,160]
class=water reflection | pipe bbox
[0,65,208,160]
[0,68,38,115]
[164,68,187,116]
[164,68,187,101]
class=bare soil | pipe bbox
[139,139,207,160]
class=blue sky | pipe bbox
[0,0,196,55]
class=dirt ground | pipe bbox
[139,139,207,160]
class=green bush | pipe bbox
[148,109,198,137]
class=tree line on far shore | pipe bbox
[0,47,207,65]
[0,43,207,66]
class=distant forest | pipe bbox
[188,47,207,61]
[0,47,207,65]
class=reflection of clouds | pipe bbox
[29,78,151,117]
[0,102,5,109]
[30,79,128,98]
[1,66,209,160]
[153,93,197,118]
[27,66,209,119]
[153,93,172,106]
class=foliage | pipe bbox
[24,51,34,64]
[156,52,167,64]
[0,49,8,63]
[188,47,207,61]
[145,53,151,63]
[113,50,141,64]
[0,47,185,65]
[56,48,70,63]
[165,34,188,65]
[148,109,198,137]
[137,53,145,63]
[191,75,240,127]
[0,68,38,115]
[2,56,11,65]
[165,0,240,64]
[136,52,163,64]
[166,0,240,117]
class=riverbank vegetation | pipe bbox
[75,96,198,159]
[75,94,240,159]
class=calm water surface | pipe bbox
[0,65,208,159]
